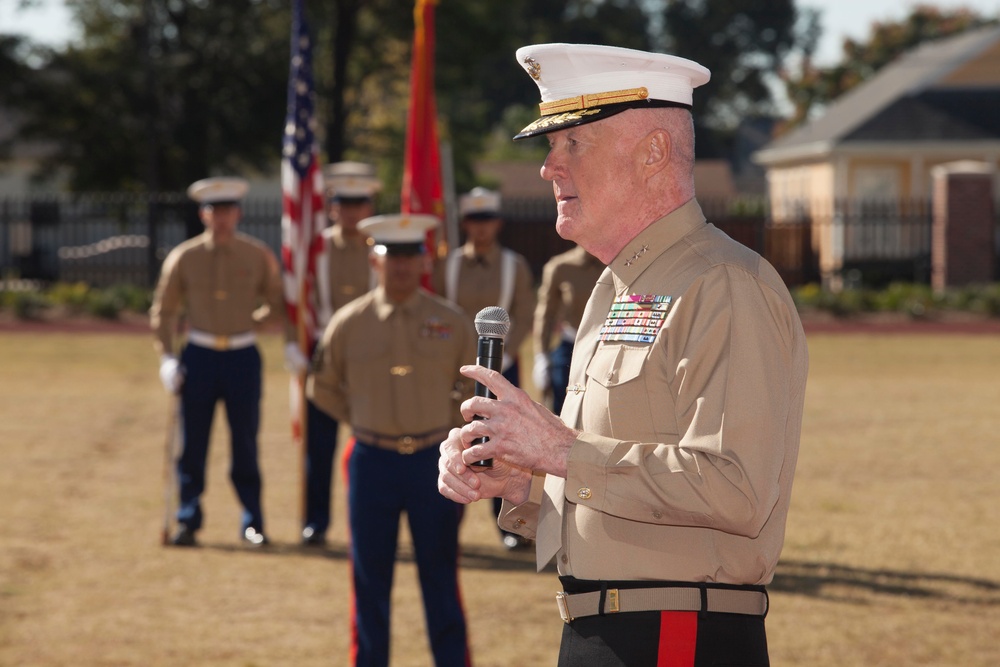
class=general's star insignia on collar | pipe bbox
[623,244,649,267]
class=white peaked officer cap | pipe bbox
[459,187,502,219]
[513,43,711,140]
[324,161,382,200]
[357,213,439,254]
[187,177,250,206]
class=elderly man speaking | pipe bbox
[438,44,808,666]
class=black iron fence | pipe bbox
[1,193,996,289]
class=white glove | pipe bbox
[532,352,551,392]
[159,354,184,394]
[284,342,310,375]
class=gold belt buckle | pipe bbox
[398,435,415,455]
[214,335,229,351]
[556,592,573,623]
[606,588,620,613]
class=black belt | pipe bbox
[353,426,451,455]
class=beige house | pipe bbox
[754,25,1000,287]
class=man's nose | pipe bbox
[540,150,561,182]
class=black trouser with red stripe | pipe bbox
[557,577,769,667]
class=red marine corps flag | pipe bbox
[401,0,444,283]
[280,0,324,443]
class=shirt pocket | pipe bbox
[584,344,654,439]
[415,335,457,362]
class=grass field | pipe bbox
[1,330,998,666]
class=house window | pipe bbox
[853,166,900,201]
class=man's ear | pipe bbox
[644,129,671,173]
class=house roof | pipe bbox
[755,25,1000,165]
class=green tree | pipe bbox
[659,0,802,150]
[782,5,997,129]
[9,0,291,191]
[0,34,36,161]
[6,0,804,192]
[336,0,654,192]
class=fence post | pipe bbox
[1,198,7,279]
[147,193,159,288]
[931,161,995,293]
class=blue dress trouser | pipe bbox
[347,441,469,667]
[304,398,339,534]
[549,339,575,415]
[176,344,264,534]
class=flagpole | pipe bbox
[282,0,324,532]
[296,279,309,527]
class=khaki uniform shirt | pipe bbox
[315,225,373,331]
[308,287,476,437]
[149,231,285,355]
[432,243,536,358]
[500,199,809,585]
[533,245,605,355]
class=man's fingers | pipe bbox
[460,364,514,399]
[437,431,484,504]
[437,475,479,504]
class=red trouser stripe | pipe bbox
[657,611,698,667]
[341,438,360,667]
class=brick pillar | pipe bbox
[931,161,995,293]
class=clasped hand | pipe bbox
[437,364,577,506]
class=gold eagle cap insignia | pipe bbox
[524,56,541,80]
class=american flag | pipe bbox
[281,0,325,352]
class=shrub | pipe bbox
[47,282,93,313]
[85,290,124,320]
[9,291,50,320]
[105,284,153,313]
[870,283,938,319]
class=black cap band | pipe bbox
[333,195,373,205]
[379,242,426,256]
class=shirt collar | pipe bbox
[608,198,706,294]
[330,225,368,250]
[202,231,231,252]
[373,286,422,321]
[461,243,501,265]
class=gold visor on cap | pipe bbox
[539,87,649,116]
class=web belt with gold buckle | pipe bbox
[187,329,256,351]
[353,427,452,455]
[556,586,768,623]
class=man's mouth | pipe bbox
[555,191,577,203]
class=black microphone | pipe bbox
[469,306,510,469]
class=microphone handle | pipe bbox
[470,335,503,469]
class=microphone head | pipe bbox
[474,306,510,339]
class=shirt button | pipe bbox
[577,487,592,500]
[513,518,526,528]
[561,554,568,564]
[652,510,662,519]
